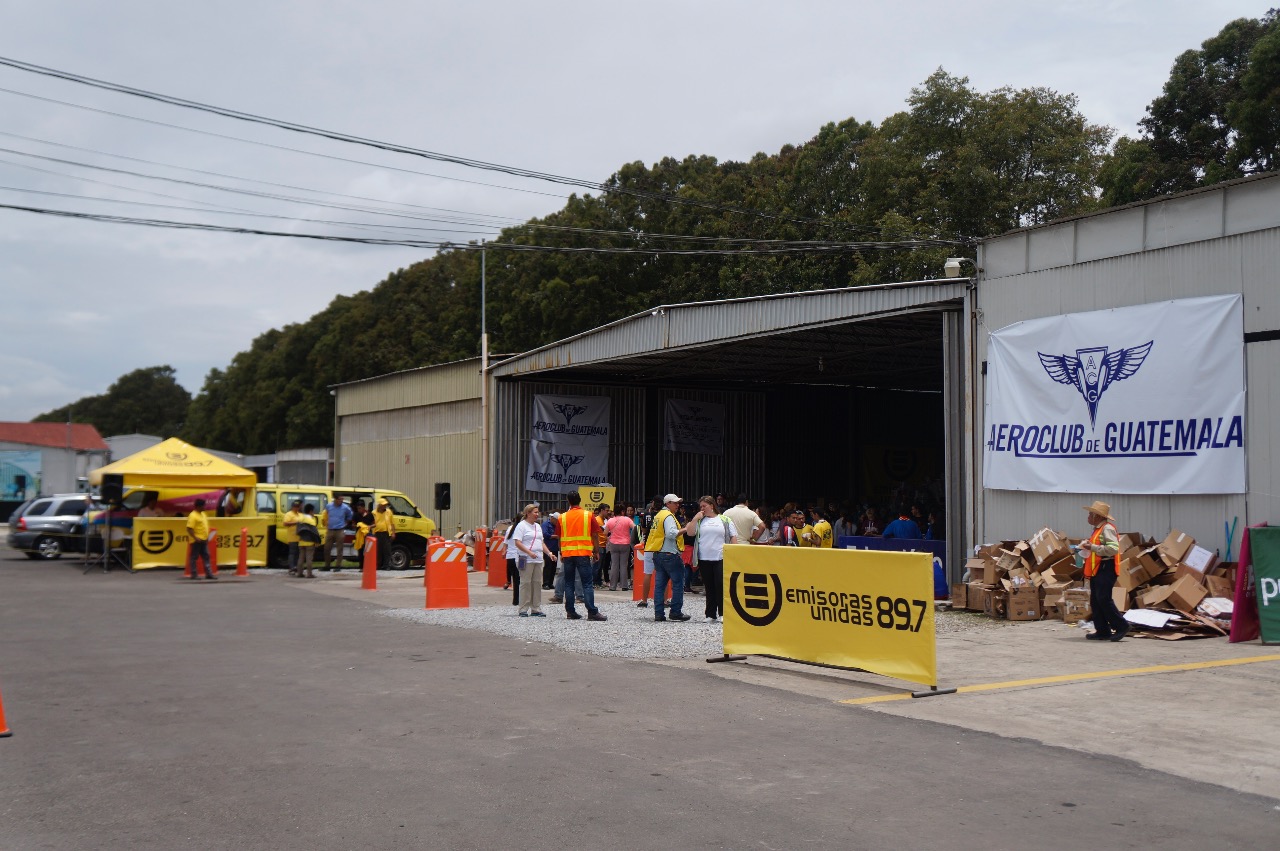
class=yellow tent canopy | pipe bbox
[89,437,257,489]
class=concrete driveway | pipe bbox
[1,545,1276,850]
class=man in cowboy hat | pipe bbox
[1080,500,1128,642]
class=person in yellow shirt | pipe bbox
[295,504,321,578]
[372,500,396,571]
[185,498,216,580]
[282,499,303,575]
[811,507,834,548]
[796,508,818,547]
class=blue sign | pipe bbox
[837,536,948,598]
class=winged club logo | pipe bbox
[553,403,588,425]
[551,453,585,474]
[1037,341,1153,428]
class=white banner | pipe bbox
[525,440,609,494]
[984,295,1245,494]
[531,394,610,446]
[664,399,725,455]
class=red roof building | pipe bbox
[0,422,109,452]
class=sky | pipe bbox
[0,0,1266,424]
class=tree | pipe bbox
[1100,10,1280,205]
[34,365,191,437]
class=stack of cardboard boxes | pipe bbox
[950,527,1236,638]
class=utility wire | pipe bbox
[0,56,943,237]
[0,143,966,248]
[0,201,960,255]
[0,130,531,225]
[0,185,505,238]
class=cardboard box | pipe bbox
[1061,588,1091,624]
[1166,574,1208,612]
[996,548,1023,572]
[1204,573,1234,598]
[983,587,1008,620]
[1182,544,1216,574]
[1157,529,1195,566]
[968,582,991,614]
[963,557,987,583]
[1008,586,1041,621]
[1140,584,1175,608]
[950,582,968,610]
[1117,548,1162,591]
[1117,531,1145,553]
[1028,527,1072,566]
[1112,586,1132,612]
[1173,563,1209,586]
[1040,553,1082,583]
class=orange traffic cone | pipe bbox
[0,679,11,737]
[361,537,378,591]
[235,527,249,577]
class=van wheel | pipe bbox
[35,536,63,559]
[388,543,410,570]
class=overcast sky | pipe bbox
[0,0,1264,426]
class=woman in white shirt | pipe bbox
[683,495,737,621]
[513,503,556,617]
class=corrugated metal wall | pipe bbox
[334,360,483,534]
[975,224,1280,555]
[338,431,480,536]
[493,379,648,518]
[336,359,482,415]
[655,387,766,503]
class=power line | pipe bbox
[0,55,932,236]
[0,142,967,248]
[0,200,960,255]
[0,130,532,225]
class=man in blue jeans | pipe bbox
[650,494,689,621]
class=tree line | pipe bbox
[36,12,1280,453]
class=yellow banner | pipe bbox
[577,485,616,514]
[132,517,270,569]
[723,546,937,687]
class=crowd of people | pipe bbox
[493,490,945,623]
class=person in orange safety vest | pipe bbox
[1079,500,1128,642]
[557,491,607,622]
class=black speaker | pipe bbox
[101,473,125,503]
[434,482,451,511]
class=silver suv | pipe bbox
[7,494,97,559]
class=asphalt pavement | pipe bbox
[1,543,1276,850]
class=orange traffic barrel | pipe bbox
[426,540,470,609]
[361,537,377,590]
[487,533,507,587]
[0,678,11,737]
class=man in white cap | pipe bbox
[1080,500,1128,641]
[644,494,690,621]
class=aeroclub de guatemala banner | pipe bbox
[526,394,610,493]
[531,394,610,446]
[984,295,1245,494]
[663,399,725,455]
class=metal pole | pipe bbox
[480,246,489,529]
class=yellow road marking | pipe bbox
[839,654,1280,705]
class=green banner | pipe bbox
[1248,526,1280,644]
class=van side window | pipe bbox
[56,498,88,516]
[25,499,54,516]
[285,492,325,514]
[381,495,419,518]
[257,492,277,513]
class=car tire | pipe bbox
[387,543,411,570]
[35,536,63,560]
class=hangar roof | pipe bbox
[489,280,969,390]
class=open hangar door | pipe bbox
[490,283,972,580]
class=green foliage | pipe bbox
[1100,10,1280,205]
[33,365,191,437]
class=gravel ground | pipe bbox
[382,601,1013,659]
[384,600,727,659]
